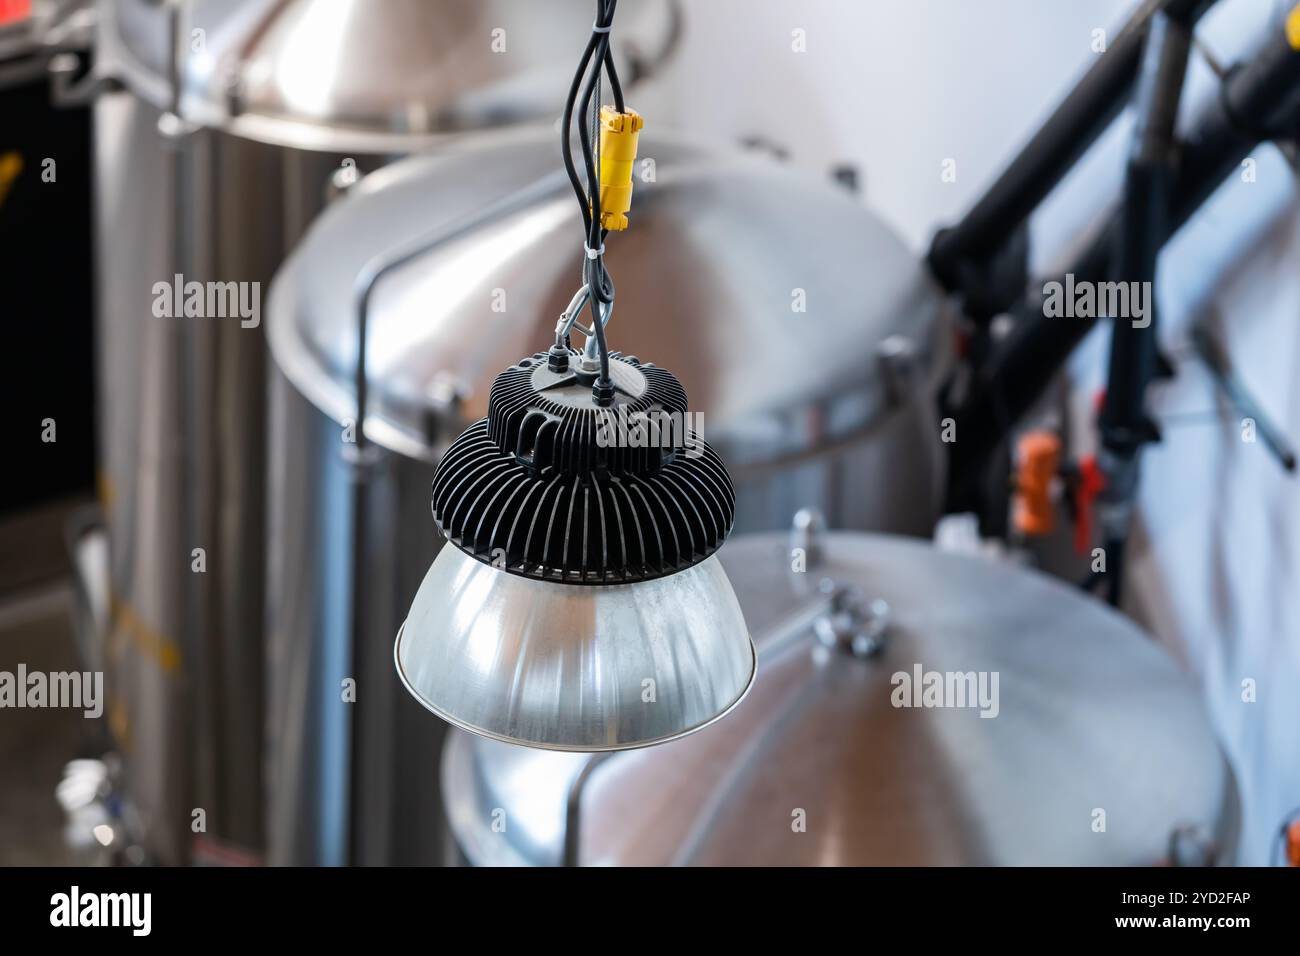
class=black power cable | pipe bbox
[560,0,625,396]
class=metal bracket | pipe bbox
[1189,324,1297,472]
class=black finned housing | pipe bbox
[431,351,735,584]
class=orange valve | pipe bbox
[1013,431,1061,536]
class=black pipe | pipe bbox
[1100,12,1188,451]
[1096,12,1191,605]
[927,0,1216,302]
[947,20,1300,515]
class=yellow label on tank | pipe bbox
[111,595,183,674]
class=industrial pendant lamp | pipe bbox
[393,1,754,751]
[395,350,754,751]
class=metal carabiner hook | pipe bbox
[554,283,614,358]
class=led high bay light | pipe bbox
[394,0,753,750]
[395,350,754,750]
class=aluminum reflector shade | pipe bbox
[395,544,755,751]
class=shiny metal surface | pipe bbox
[95,89,288,865]
[396,547,755,751]
[443,531,1239,866]
[101,0,677,151]
[268,129,948,534]
[266,366,455,865]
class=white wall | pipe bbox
[639,0,1300,864]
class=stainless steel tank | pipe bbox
[83,0,676,866]
[264,131,948,864]
[441,523,1240,866]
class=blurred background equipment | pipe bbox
[264,126,945,864]
[54,755,145,866]
[71,0,678,866]
[925,0,1300,859]
[441,518,1239,866]
[940,0,1300,541]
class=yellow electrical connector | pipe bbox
[598,106,644,231]
[1287,3,1300,51]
